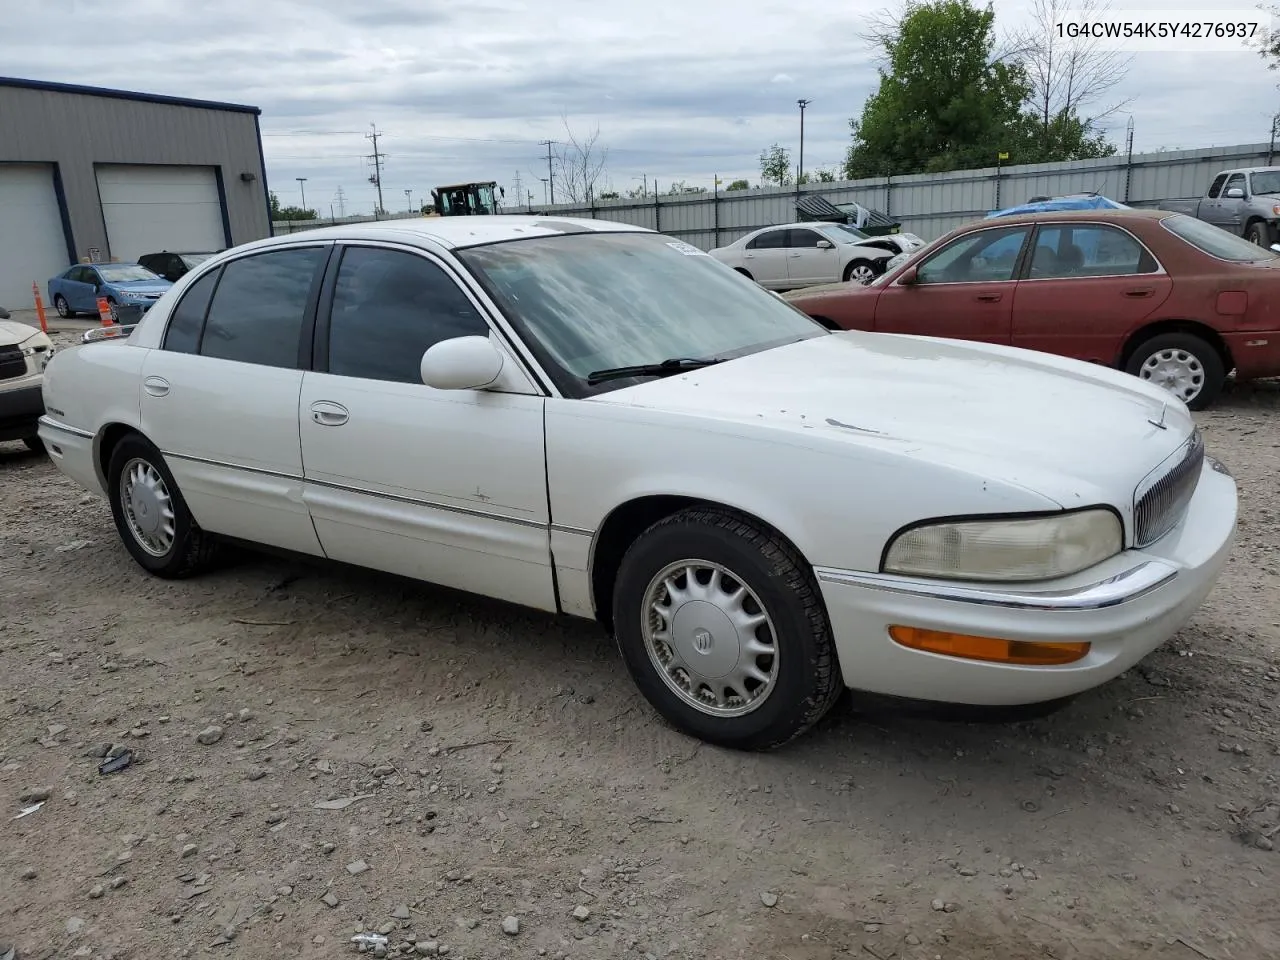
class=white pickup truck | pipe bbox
[1158,166,1280,247]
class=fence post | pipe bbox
[885,175,892,221]
[654,191,661,234]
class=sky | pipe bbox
[4,0,1277,217]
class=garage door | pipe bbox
[96,165,226,263]
[0,164,70,307]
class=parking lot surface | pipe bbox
[2,358,1278,960]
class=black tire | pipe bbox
[844,259,877,285]
[23,436,44,454]
[106,297,119,322]
[811,316,840,331]
[1124,332,1225,411]
[734,267,754,281]
[54,295,73,319]
[1245,221,1270,247]
[106,433,218,578]
[611,506,842,750]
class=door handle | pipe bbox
[143,376,170,397]
[1124,287,1154,298]
[310,401,349,426]
[975,293,1002,302]
[743,253,755,259]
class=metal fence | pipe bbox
[271,210,423,235]
[500,141,1272,248]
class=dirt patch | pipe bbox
[2,377,1278,960]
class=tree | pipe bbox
[1007,0,1129,162]
[843,0,1033,179]
[552,116,610,204]
[725,179,751,191]
[598,190,620,200]
[666,180,706,195]
[759,144,793,186]
[814,168,838,182]
[1253,3,1280,69]
[269,191,317,221]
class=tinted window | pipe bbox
[327,247,489,383]
[1028,225,1155,278]
[1222,173,1246,195]
[200,247,325,368]
[1162,214,1280,262]
[163,269,221,354]
[916,227,1029,283]
[787,229,826,248]
[1207,174,1227,199]
[747,229,787,250]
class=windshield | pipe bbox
[818,223,870,242]
[179,254,213,268]
[457,232,826,396]
[1162,214,1279,262]
[96,264,162,282]
[1251,170,1280,196]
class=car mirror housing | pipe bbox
[420,335,505,390]
[816,239,835,249]
[897,264,919,285]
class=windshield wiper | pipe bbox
[586,356,726,385]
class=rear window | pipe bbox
[1162,215,1278,262]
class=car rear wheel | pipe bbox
[1125,332,1225,411]
[23,436,44,454]
[611,506,842,750]
[54,295,73,319]
[844,259,876,285]
[107,434,218,578]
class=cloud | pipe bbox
[3,0,1273,216]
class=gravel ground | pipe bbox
[2,343,1278,960]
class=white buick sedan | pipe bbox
[38,216,1236,749]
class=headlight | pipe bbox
[882,509,1123,582]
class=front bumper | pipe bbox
[815,461,1237,705]
[0,381,45,442]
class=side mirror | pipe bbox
[420,335,504,390]
[897,264,919,285]
[816,239,835,249]
[1271,243,1280,254]
[1224,187,1245,199]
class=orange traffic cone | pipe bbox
[96,296,114,326]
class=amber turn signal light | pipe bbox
[888,626,1090,666]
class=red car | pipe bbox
[783,209,1280,409]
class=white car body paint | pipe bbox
[38,216,1237,710]
[709,222,901,289]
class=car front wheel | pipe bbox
[1245,222,1269,247]
[612,506,842,749]
[107,434,218,577]
[844,259,877,285]
[54,295,73,318]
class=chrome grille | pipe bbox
[1133,430,1204,547]
[0,344,25,382]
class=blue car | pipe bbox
[48,262,173,321]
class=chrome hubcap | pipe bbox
[1139,348,1203,404]
[120,458,175,557]
[641,560,779,717]
[849,265,875,284]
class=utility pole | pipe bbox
[541,140,555,204]
[634,174,647,198]
[404,188,413,212]
[1270,114,1279,166]
[296,177,308,214]
[513,171,523,209]
[539,177,549,205]
[797,99,811,193]
[1124,117,1136,203]
[365,123,386,218]
[334,185,347,219]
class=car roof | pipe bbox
[232,216,650,254]
[974,208,1175,228]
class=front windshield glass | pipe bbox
[1162,214,1279,262]
[1251,170,1280,196]
[457,232,826,396]
[180,254,213,268]
[97,264,161,282]
[824,223,870,241]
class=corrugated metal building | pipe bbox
[0,76,271,306]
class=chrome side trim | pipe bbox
[163,451,300,482]
[813,559,1179,611]
[38,416,93,439]
[305,477,545,530]
[550,523,594,537]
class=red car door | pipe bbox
[873,224,1030,344]
[1011,223,1172,364]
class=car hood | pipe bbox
[114,279,171,293]
[596,332,1193,510]
[0,319,41,347]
